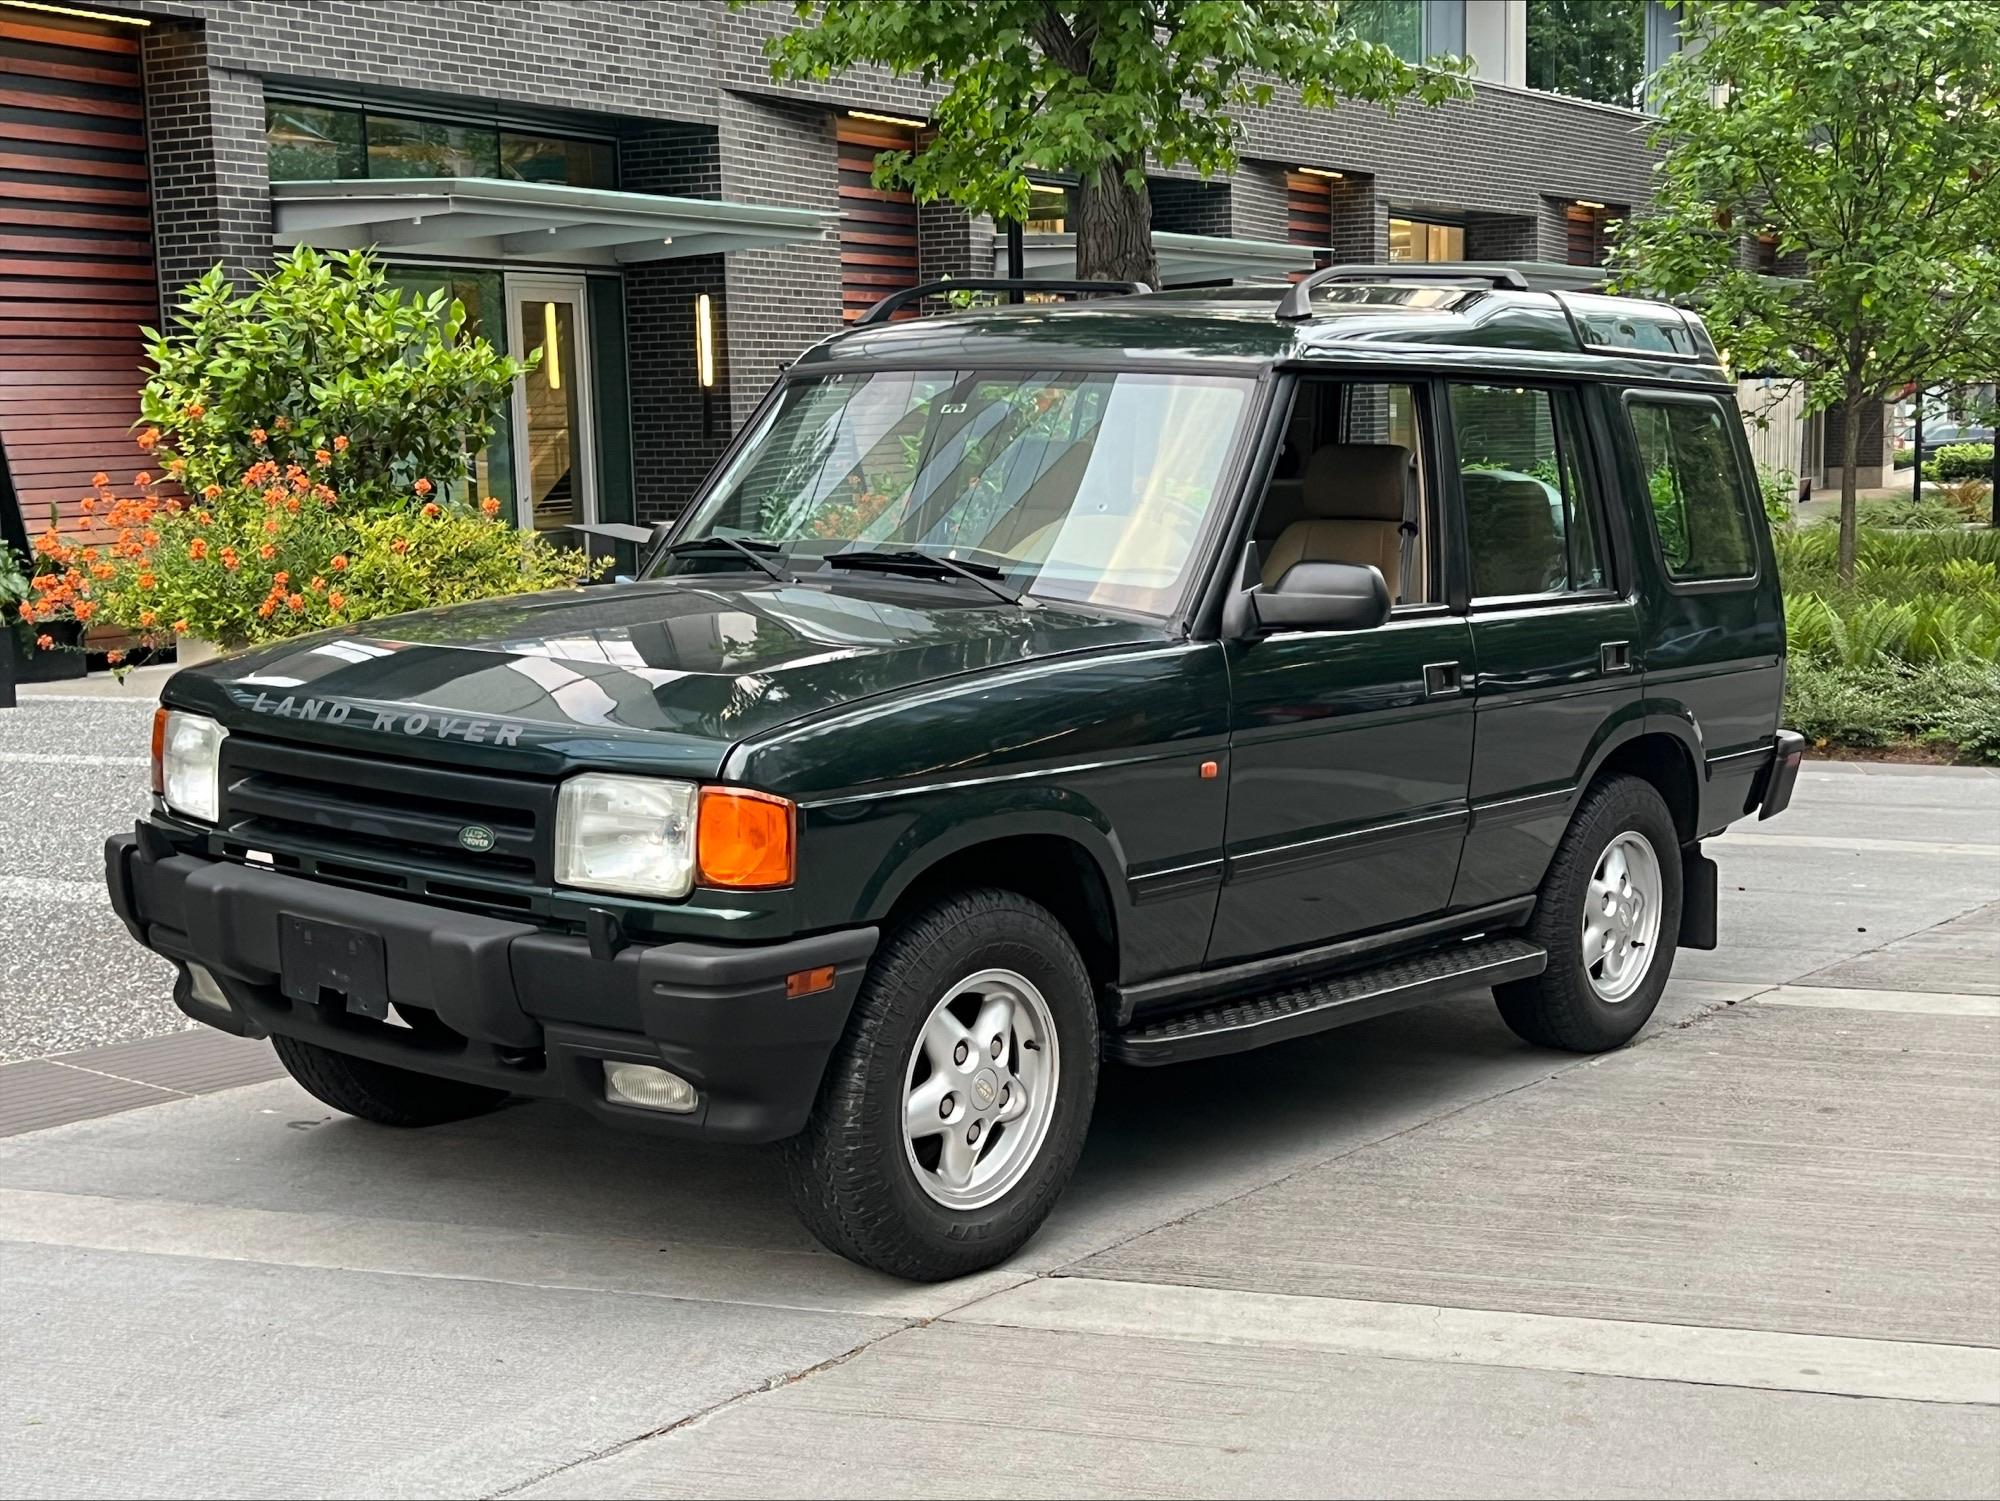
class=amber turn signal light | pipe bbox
[696,787,796,889]
[786,965,836,998]
[149,706,167,794]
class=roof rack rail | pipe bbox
[1276,263,1529,321]
[856,277,1147,327]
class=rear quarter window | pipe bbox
[1627,396,1758,583]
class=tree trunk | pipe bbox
[1836,390,1864,586]
[1073,158,1159,288]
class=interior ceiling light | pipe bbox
[1575,199,1607,210]
[848,110,927,130]
[1296,166,1346,179]
[4,2,150,24]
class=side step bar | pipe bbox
[1107,936,1547,1067]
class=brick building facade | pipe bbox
[0,0,1684,558]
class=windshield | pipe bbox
[654,367,1255,616]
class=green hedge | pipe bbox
[1926,443,1993,481]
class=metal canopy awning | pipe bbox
[272,177,834,266]
[1001,230,1316,287]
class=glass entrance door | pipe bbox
[506,275,596,534]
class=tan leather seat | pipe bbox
[1261,443,1412,597]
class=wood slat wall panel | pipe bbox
[1286,173,1333,284]
[0,10,157,540]
[836,117,920,322]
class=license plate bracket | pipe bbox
[278,914,390,1020]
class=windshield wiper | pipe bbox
[664,534,795,584]
[825,548,1034,607]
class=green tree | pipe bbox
[1525,0,1646,109]
[763,1,1468,287]
[1612,0,2000,582]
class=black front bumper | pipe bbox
[106,831,876,1143]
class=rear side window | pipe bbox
[1450,383,1606,599]
[1628,397,1758,582]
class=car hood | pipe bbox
[163,577,1164,778]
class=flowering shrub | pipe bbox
[22,465,600,651]
[136,245,524,513]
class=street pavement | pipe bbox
[1,678,1997,1499]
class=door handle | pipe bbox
[1601,641,1634,674]
[1423,661,1464,697]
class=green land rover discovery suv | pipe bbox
[107,266,1803,1281]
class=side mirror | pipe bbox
[1239,561,1391,635]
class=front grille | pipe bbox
[216,735,558,906]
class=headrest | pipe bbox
[1462,472,1559,535]
[1300,443,1412,522]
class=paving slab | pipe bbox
[0,1240,894,1501]
[1078,1001,2000,1347]
[518,1320,2000,1501]
[1799,903,2000,995]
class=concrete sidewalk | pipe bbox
[0,757,1996,1498]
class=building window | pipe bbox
[1564,203,1621,267]
[1389,217,1465,263]
[266,102,616,189]
[1025,182,1071,233]
[1526,0,1647,109]
[1342,1,1465,64]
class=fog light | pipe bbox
[185,962,231,1013]
[603,1061,699,1114]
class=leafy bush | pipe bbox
[137,246,524,512]
[1784,657,2000,763]
[1892,447,1915,470]
[1853,497,1968,531]
[1757,465,1796,528]
[1925,442,1993,481]
[23,471,601,651]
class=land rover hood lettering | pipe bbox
[243,691,523,746]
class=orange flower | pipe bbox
[171,618,189,634]
[182,401,205,419]
[165,456,186,476]
[259,544,276,560]
[139,609,157,627]
[136,427,161,451]
[195,509,213,526]
[273,416,289,431]
[479,496,501,517]
[390,538,410,555]
[90,562,113,581]
[34,634,52,651]
[263,517,280,535]
[137,571,156,590]
[421,502,440,519]
[286,593,304,611]
[16,602,34,622]
[257,598,278,619]
[326,590,345,611]
[220,547,240,571]
[91,471,110,489]
[333,435,349,453]
[188,538,208,561]
[80,497,95,514]
[330,554,348,571]
[250,427,268,445]
[73,601,95,622]
[285,496,300,513]
[314,448,332,467]
[413,477,433,497]
[273,571,290,585]
[106,650,124,666]
[201,484,222,500]
[134,471,152,488]
[308,576,325,593]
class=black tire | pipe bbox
[271,1034,511,1127]
[1495,774,1682,1053]
[782,888,1100,1281]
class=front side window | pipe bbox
[1452,384,1606,599]
[1629,397,1758,582]
[659,369,1254,616]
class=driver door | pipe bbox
[1208,378,1475,964]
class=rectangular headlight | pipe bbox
[555,773,697,900]
[154,708,227,824]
